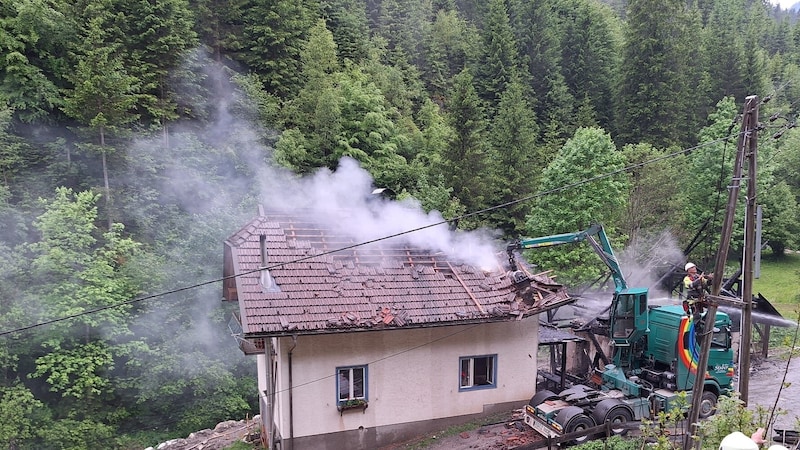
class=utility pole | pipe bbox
[739,95,759,405]
[685,95,758,450]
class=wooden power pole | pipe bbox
[739,94,759,405]
[685,95,758,450]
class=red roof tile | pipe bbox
[224,209,571,342]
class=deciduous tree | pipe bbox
[523,127,629,286]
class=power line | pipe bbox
[0,132,753,338]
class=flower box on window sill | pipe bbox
[337,399,368,415]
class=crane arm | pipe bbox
[507,224,628,292]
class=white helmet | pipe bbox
[768,446,789,450]
[719,432,759,450]
[685,262,696,271]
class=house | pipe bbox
[223,205,573,449]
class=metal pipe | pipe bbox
[288,335,298,450]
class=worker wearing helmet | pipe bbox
[683,262,712,317]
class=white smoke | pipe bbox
[618,228,686,295]
[258,157,503,269]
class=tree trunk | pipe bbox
[100,127,111,230]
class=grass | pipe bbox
[751,251,800,318]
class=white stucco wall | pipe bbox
[260,318,539,439]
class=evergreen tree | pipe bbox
[488,78,540,235]
[617,0,699,148]
[704,0,748,104]
[376,0,430,67]
[278,19,341,171]
[62,0,140,227]
[474,0,520,113]
[440,69,495,219]
[741,4,772,98]
[237,0,318,98]
[108,0,198,127]
[321,0,370,64]
[420,9,477,99]
[510,0,576,143]
[554,0,623,134]
[0,0,71,122]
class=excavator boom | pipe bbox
[508,224,627,292]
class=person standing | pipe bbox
[683,262,712,317]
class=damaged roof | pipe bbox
[223,207,572,353]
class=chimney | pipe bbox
[259,234,280,292]
[259,234,268,268]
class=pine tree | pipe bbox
[617,0,699,148]
[704,0,748,104]
[238,0,318,98]
[0,0,71,122]
[488,78,540,235]
[110,0,198,128]
[321,0,370,64]
[510,0,576,143]
[62,0,140,227]
[554,0,622,134]
[474,0,520,113]
[440,69,494,218]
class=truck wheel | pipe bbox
[592,399,633,436]
[529,390,558,408]
[699,391,718,418]
[556,406,596,445]
[604,407,633,436]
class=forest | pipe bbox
[1,0,800,448]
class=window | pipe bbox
[337,366,367,403]
[711,326,731,349]
[459,355,497,391]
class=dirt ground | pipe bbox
[746,352,800,432]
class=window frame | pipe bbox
[458,354,497,391]
[336,365,368,405]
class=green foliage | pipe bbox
[617,0,701,148]
[696,393,774,450]
[440,69,494,218]
[571,435,643,450]
[2,0,800,447]
[620,143,684,239]
[523,127,629,286]
[61,0,140,131]
[33,341,114,398]
[487,78,540,235]
[638,391,690,450]
[0,0,70,122]
[0,384,42,448]
[474,0,520,111]
[679,97,740,262]
[553,0,623,134]
[0,104,33,184]
[36,417,116,450]
[237,0,316,98]
[420,9,478,98]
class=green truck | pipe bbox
[507,224,735,442]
